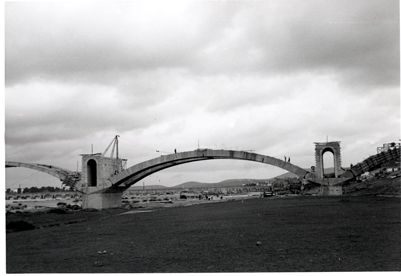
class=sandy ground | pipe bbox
[6,198,82,214]
[6,192,258,213]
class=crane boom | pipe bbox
[102,135,120,158]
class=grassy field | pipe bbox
[6,195,401,273]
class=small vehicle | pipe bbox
[263,191,275,197]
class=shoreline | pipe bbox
[5,192,264,214]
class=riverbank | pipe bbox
[5,193,264,230]
[5,192,260,214]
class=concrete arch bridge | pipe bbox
[6,142,400,209]
[110,149,311,188]
[77,149,315,208]
[6,149,312,208]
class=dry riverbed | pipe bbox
[6,195,401,273]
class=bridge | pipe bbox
[109,149,311,187]
[5,136,400,209]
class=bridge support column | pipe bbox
[82,191,123,210]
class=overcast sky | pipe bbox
[5,0,400,190]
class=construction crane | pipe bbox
[102,135,120,159]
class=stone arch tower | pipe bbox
[314,141,342,178]
[80,153,127,209]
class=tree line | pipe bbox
[6,186,74,194]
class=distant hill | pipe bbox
[172,181,206,189]
[173,179,272,189]
[127,179,274,190]
[274,167,349,179]
[175,167,346,189]
[127,167,344,190]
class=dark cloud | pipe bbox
[193,0,399,89]
[6,1,398,90]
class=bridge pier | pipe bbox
[307,141,349,195]
[82,191,123,209]
[314,141,343,178]
[80,153,127,209]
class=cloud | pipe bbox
[5,1,400,189]
[7,1,398,88]
[189,0,399,88]
[5,1,238,86]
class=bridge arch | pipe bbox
[5,161,81,188]
[340,146,401,178]
[110,149,310,188]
